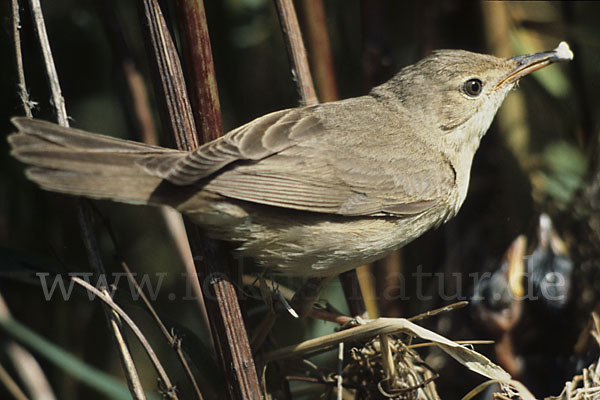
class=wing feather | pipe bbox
[139,108,322,184]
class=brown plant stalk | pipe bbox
[140,0,261,398]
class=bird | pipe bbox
[8,43,573,278]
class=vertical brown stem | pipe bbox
[339,272,367,317]
[98,2,210,351]
[140,0,200,150]
[297,0,338,102]
[175,0,224,144]
[141,0,261,398]
[273,0,318,105]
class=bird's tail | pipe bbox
[8,117,186,206]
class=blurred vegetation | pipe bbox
[0,1,599,399]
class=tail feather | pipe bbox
[10,117,172,152]
[8,117,186,205]
[26,168,169,205]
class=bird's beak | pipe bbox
[494,41,574,90]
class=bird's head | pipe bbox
[374,42,573,149]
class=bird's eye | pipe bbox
[464,78,483,97]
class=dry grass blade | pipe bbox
[461,380,498,400]
[265,317,536,399]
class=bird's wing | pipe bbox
[138,107,322,185]
[203,137,455,216]
[141,101,455,217]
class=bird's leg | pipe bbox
[290,277,332,318]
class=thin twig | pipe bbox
[12,0,34,117]
[28,0,67,126]
[241,275,358,325]
[76,204,148,399]
[71,277,176,397]
[27,1,148,397]
[408,301,469,323]
[119,253,203,399]
[273,0,318,105]
[9,3,59,398]
[120,261,170,338]
[95,207,180,339]
[408,340,495,350]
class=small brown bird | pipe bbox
[8,43,573,278]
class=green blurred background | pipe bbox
[0,1,599,398]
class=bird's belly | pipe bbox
[189,201,448,277]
